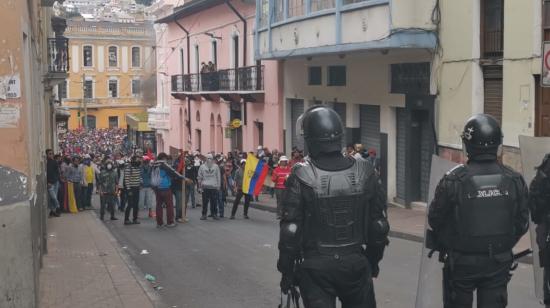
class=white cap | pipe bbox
[257,145,263,150]
[83,154,91,159]
[279,156,289,163]
[240,159,246,164]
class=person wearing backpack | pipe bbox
[152,153,184,228]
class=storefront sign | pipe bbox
[230,118,242,129]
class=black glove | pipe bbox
[280,273,295,294]
[365,244,385,278]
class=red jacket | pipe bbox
[271,166,291,189]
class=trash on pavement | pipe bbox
[145,274,156,282]
[140,249,150,255]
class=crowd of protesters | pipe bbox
[47,129,379,228]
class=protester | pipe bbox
[152,153,183,228]
[117,159,127,212]
[216,156,227,218]
[97,160,118,221]
[271,156,291,219]
[67,156,83,211]
[59,156,71,212]
[46,149,61,217]
[198,153,221,220]
[123,155,142,225]
[184,155,198,209]
[81,154,95,210]
[139,156,156,218]
[230,159,251,219]
[172,153,185,223]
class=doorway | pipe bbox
[536,75,550,136]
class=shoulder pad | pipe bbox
[445,164,467,179]
[291,160,315,187]
[498,164,522,179]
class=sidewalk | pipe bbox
[224,192,532,256]
[39,211,156,308]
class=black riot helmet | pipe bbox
[297,105,344,158]
[460,114,503,159]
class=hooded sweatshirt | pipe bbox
[198,162,221,190]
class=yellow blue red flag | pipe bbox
[242,153,269,196]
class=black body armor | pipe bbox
[450,165,517,254]
[293,158,372,256]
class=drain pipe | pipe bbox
[225,0,247,67]
[174,19,192,140]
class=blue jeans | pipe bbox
[47,181,60,210]
[174,189,182,219]
[217,189,225,217]
[185,182,196,208]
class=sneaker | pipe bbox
[166,223,177,228]
[132,220,141,225]
[230,216,235,220]
[176,218,183,223]
[208,214,213,218]
[200,215,207,220]
[244,215,250,219]
[110,217,118,221]
[124,220,133,225]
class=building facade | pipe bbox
[62,19,156,130]
[435,0,545,172]
[256,0,438,206]
[149,0,284,155]
[0,0,67,306]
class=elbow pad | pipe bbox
[368,218,390,246]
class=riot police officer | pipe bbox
[528,153,550,306]
[277,106,389,308]
[428,114,529,308]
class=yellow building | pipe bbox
[62,19,156,130]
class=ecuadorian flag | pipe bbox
[242,153,269,196]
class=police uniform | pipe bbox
[277,106,389,308]
[428,114,529,308]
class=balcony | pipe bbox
[482,30,503,59]
[46,37,69,81]
[171,65,265,102]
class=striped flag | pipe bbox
[242,153,269,196]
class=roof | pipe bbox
[155,0,225,24]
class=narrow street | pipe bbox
[99,202,540,308]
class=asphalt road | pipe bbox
[98,202,541,308]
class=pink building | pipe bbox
[148,0,284,155]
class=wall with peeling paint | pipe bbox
[0,0,55,307]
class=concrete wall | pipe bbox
[435,0,541,169]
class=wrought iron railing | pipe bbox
[171,65,264,93]
[483,30,503,58]
[48,37,69,74]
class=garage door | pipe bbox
[360,105,380,153]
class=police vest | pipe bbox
[452,166,517,254]
[294,158,373,256]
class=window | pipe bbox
[83,79,93,98]
[108,116,118,128]
[311,0,335,12]
[132,47,141,67]
[481,0,504,58]
[132,79,141,96]
[83,45,93,67]
[544,0,550,29]
[288,0,305,18]
[308,67,322,85]
[259,0,269,27]
[58,80,68,99]
[180,48,185,74]
[108,79,118,98]
[327,66,346,86]
[274,0,284,22]
[108,46,117,67]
